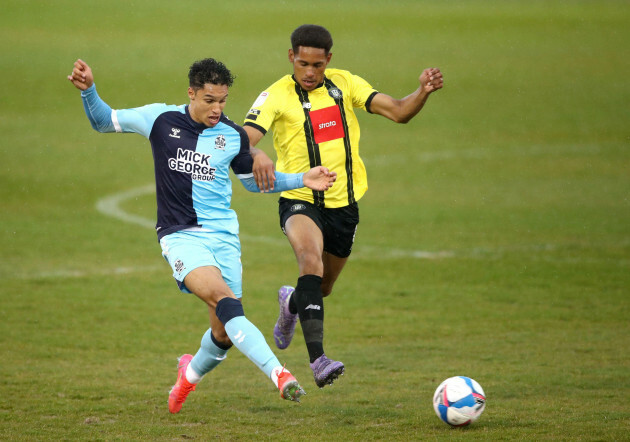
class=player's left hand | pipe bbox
[303,166,337,191]
[420,68,443,94]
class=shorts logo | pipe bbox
[214,135,226,150]
[174,259,185,274]
[309,105,344,144]
[290,204,307,212]
[328,88,342,99]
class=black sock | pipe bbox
[288,292,298,314]
[293,274,324,363]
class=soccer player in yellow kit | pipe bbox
[243,24,443,388]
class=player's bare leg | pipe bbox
[321,252,348,297]
[280,215,345,387]
[169,266,305,413]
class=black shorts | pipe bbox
[278,197,359,258]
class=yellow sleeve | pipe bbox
[244,88,278,135]
[350,73,379,112]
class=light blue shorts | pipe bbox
[159,229,243,297]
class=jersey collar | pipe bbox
[184,105,220,132]
[292,74,325,91]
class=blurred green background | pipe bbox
[1,1,628,439]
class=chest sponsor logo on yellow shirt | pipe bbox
[309,105,345,144]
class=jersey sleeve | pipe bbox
[230,126,254,176]
[243,88,278,135]
[238,171,304,193]
[80,85,168,139]
[80,84,115,132]
[112,103,170,139]
[350,73,379,113]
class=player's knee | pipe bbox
[297,251,323,274]
[195,287,235,307]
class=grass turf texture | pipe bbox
[1,0,629,439]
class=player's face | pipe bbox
[289,46,332,91]
[188,83,229,127]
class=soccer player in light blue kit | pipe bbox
[68,58,337,413]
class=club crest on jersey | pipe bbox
[328,88,342,99]
[214,135,226,150]
[169,128,181,138]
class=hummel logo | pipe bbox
[305,304,321,311]
[169,128,181,138]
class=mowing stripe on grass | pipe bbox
[364,143,604,166]
[95,184,454,261]
[22,265,165,280]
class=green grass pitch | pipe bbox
[1,0,629,439]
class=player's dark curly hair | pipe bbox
[291,24,333,54]
[188,58,235,90]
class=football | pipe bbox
[433,376,486,426]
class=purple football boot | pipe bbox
[310,354,345,388]
[273,286,298,349]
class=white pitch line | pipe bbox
[95,184,454,260]
[23,265,165,280]
[95,184,156,230]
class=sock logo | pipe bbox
[305,304,321,311]
[233,330,246,344]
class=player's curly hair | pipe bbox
[188,58,235,90]
[291,24,333,54]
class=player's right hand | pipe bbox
[303,166,337,191]
[67,59,94,91]
[419,68,443,94]
[251,147,276,192]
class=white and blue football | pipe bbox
[433,376,486,426]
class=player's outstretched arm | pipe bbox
[370,68,443,124]
[67,59,94,91]
[67,59,116,133]
[238,166,336,194]
[303,166,337,191]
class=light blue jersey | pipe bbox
[81,84,305,240]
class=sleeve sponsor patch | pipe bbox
[252,91,269,107]
[309,105,345,144]
[246,108,260,121]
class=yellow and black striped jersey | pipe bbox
[244,68,378,208]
